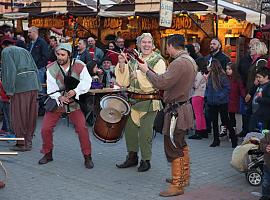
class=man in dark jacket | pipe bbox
[27,26,48,116]
[206,38,230,71]
[74,39,92,64]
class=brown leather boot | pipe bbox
[84,155,94,169]
[38,150,53,165]
[165,146,190,187]
[116,151,138,168]
[0,181,5,189]
[159,157,184,197]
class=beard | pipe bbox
[57,57,69,66]
[210,47,219,54]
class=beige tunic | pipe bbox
[146,50,197,135]
[115,52,166,126]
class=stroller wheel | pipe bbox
[246,170,262,186]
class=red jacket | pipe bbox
[0,80,9,102]
[228,76,246,113]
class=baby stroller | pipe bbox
[231,132,265,186]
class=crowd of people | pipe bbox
[0,26,269,199]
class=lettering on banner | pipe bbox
[79,17,98,29]
[141,18,159,30]
[103,18,122,29]
[172,16,192,30]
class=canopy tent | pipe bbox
[103,0,266,25]
[17,1,96,17]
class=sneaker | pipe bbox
[219,126,227,137]
[4,133,16,143]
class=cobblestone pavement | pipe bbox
[0,115,261,200]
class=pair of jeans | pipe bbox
[208,103,235,142]
[0,101,11,132]
[38,67,47,114]
[38,67,47,94]
[262,165,270,198]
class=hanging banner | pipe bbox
[159,0,173,28]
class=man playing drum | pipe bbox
[38,43,94,169]
[115,33,166,172]
[138,34,197,196]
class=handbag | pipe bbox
[44,97,58,112]
[153,110,165,134]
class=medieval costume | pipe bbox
[115,33,166,172]
[1,37,41,151]
[139,35,197,196]
[39,43,93,169]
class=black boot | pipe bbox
[188,130,202,140]
[200,129,208,138]
[38,150,53,165]
[84,154,94,169]
[229,129,238,148]
[116,151,138,168]
[209,140,220,147]
[138,160,151,172]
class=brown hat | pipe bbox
[0,35,16,46]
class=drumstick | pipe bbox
[0,152,18,155]
[0,138,24,141]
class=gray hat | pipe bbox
[56,43,72,53]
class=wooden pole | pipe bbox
[215,0,218,38]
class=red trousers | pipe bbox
[41,109,91,156]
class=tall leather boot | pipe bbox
[165,146,190,187]
[84,154,94,169]
[116,151,138,168]
[183,146,190,187]
[38,150,53,165]
[159,157,184,197]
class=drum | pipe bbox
[93,95,130,143]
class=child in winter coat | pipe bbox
[205,59,237,148]
[189,57,208,139]
[248,67,270,131]
[221,62,246,137]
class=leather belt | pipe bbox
[128,92,161,100]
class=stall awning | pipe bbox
[104,0,266,25]
[201,0,266,25]
[17,0,96,17]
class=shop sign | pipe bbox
[171,16,192,30]
[159,0,173,28]
[78,17,98,29]
[103,18,122,29]
[141,18,159,30]
[30,18,65,29]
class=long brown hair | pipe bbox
[209,59,226,90]
[227,62,241,81]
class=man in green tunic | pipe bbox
[1,36,41,151]
[115,33,166,172]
